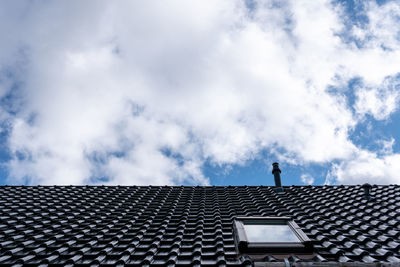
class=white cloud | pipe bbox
[351,1,400,51]
[378,138,395,155]
[1,0,400,185]
[326,149,400,185]
[300,174,314,185]
[354,77,400,120]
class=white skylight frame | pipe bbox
[234,217,312,253]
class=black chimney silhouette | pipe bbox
[272,162,284,192]
[362,183,373,200]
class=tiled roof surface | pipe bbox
[0,185,399,266]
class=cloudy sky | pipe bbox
[1,0,400,186]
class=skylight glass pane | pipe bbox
[243,222,300,243]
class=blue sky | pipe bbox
[1,0,400,186]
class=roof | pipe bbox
[0,185,399,266]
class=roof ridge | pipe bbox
[0,184,395,187]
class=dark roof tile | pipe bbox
[1,185,400,265]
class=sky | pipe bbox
[1,0,400,186]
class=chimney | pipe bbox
[361,183,372,200]
[272,162,284,192]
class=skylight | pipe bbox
[243,221,300,242]
[234,217,312,253]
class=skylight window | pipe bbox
[243,221,300,242]
[234,217,312,253]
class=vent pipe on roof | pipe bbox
[272,162,284,192]
[362,183,372,200]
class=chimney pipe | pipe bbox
[361,183,372,200]
[272,162,284,192]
